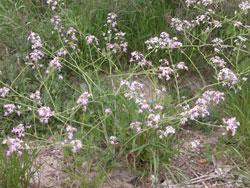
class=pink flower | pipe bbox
[28,32,44,62]
[223,117,240,136]
[66,125,77,140]
[77,92,91,111]
[3,104,16,116]
[218,68,239,87]
[49,57,62,71]
[175,62,188,71]
[0,87,10,98]
[30,90,41,104]
[109,136,118,145]
[37,106,54,123]
[145,32,182,50]
[85,35,99,45]
[2,137,24,156]
[159,126,175,139]
[130,121,142,133]
[210,56,227,68]
[70,140,82,153]
[130,51,152,67]
[11,124,25,138]
[239,1,250,14]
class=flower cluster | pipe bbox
[2,137,25,156]
[218,68,239,87]
[171,10,221,33]
[185,0,213,7]
[234,35,248,48]
[210,56,227,68]
[0,87,10,98]
[129,51,152,67]
[37,106,54,123]
[65,27,78,50]
[47,0,62,11]
[56,47,68,57]
[145,32,182,51]
[158,126,176,139]
[181,90,225,124]
[30,90,41,104]
[223,117,240,136]
[49,57,62,71]
[130,121,142,133]
[212,38,227,53]
[27,32,44,62]
[64,125,82,153]
[2,124,29,156]
[109,136,118,145]
[50,15,64,32]
[158,66,174,81]
[11,124,27,138]
[85,35,99,45]
[3,104,21,116]
[77,92,91,111]
[158,60,188,81]
[239,0,250,14]
[171,18,195,32]
[103,13,128,53]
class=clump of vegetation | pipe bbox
[0,0,250,187]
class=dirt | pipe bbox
[29,145,67,188]
[162,127,247,188]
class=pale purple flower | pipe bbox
[56,47,68,57]
[171,18,194,31]
[212,38,227,52]
[29,49,44,62]
[158,66,174,81]
[37,106,54,123]
[175,62,188,71]
[47,0,60,10]
[85,35,99,45]
[2,137,24,156]
[77,92,91,111]
[130,121,142,133]
[106,12,118,28]
[218,68,239,87]
[239,1,250,14]
[210,56,227,68]
[0,87,10,98]
[66,125,77,140]
[190,139,201,149]
[147,114,161,128]
[145,32,182,50]
[28,32,43,49]
[181,90,224,124]
[223,117,240,136]
[159,126,175,139]
[103,13,128,54]
[130,51,152,67]
[185,0,213,7]
[109,136,118,145]
[28,32,44,62]
[154,104,163,110]
[201,90,225,104]
[49,57,62,71]
[50,15,64,32]
[30,90,41,104]
[70,139,82,153]
[3,104,16,116]
[11,124,25,138]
